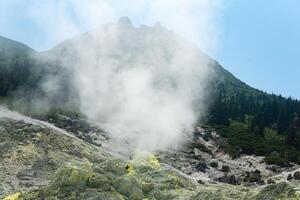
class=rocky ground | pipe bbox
[1,106,300,199]
[157,127,300,186]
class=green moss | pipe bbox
[54,160,93,187]
[87,173,111,191]
[255,182,300,200]
[112,175,144,200]
[192,185,258,200]
[97,158,128,179]
[159,171,196,191]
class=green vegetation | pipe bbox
[264,152,289,167]
[215,117,300,164]
[208,64,300,164]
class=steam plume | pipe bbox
[68,19,215,151]
[5,0,222,151]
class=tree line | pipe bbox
[209,85,300,164]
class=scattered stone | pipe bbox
[287,174,293,181]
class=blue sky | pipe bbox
[0,0,299,99]
[214,0,300,99]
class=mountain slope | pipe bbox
[0,36,34,57]
[1,107,300,200]
[0,36,37,97]
[0,18,299,163]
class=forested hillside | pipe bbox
[210,63,300,164]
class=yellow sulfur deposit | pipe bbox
[131,150,160,170]
[2,192,21,200]
[147,154,160,170]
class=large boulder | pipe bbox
[293,171,300,180]
[243,170,262,183]
[221,165,230,172]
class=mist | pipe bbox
[23,0,221,151]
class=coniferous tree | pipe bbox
[286,114,300,148]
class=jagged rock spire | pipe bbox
[118,16,132,26]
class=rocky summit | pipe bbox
[0,107,300,200]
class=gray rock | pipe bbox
[195,161,208,173]
[293,171,300,180]
[217,174,240,185]
[244,170,261,183]
[221,165,230,172]
[210,162,218,168]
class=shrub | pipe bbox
[264,153,289,167]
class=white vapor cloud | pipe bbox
[12,0,222,151]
